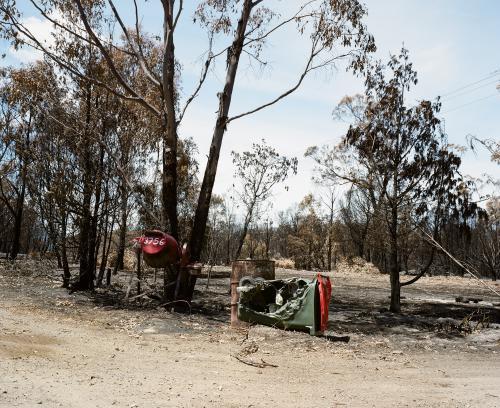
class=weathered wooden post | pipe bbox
[230,259,275,327]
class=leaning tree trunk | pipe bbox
[189,0,254,262]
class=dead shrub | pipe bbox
[106,249,136,271]
[336,257,380,274]
[274,258,295,269]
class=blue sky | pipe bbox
[2,0,499,215]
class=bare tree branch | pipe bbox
[178,35,214,124]
[420,228,500,297]
[28,0,134,57]
[73,0,160,116]
[227,40,350,123]
[173,0,183,30]
[244,1,319,47]
[25,98,163,226]
[1,5,162,115]
[108,0,162,88]
[133,0,162,85]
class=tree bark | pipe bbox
[9,113,31,260]
[389,197,400,312]
[226,223,232,265]
[60,211,71,288]
[160,0,178,239]
[87,143,105,286]
[10,169,27,260]
[114,177,128,274]
[234,204,255,260]
[389,238,400,312]
[327,215,333,271]
[78,174,93,289]
[77,85,94,290]
[189,0,254,262]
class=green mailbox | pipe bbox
[237,274,331,336]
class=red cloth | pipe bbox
[317,274,332,332]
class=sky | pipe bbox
[2,0,499,218]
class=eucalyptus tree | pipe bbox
[0,0,375,302]
[339,187,373,259]
[0,65,46,259]
[232,140,297,260]
[287,194,327,270]
[471,199,499,281]
[308,48,477,312]
[1,0,375,297]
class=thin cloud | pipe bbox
[9,15,55,63]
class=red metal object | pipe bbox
[132,231,201,304]
[317,274,332,332]
[133,230,180,268]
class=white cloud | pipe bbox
[178,94,347,214]
[9,15,55,63]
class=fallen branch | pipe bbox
[239,329,249,345]
[231,354,278,368]
[420,229,500,298]
[127,291,152,302]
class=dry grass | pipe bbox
[273,257,295,269]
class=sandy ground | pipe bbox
[1,261,499,407]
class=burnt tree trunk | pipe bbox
[389,195,400,313]
[60,211,71,288]
[97,182,111,286]
[389,239,400,312]
[9,113,31,260]
[87,143,105,286]
[77,85,95,290]
[10,169,27,260]
[78,171,93,289]
[234,204,255,261]
[160,1,178,240]
[114,177,128,274]
[190,0,255,262]
[226,220,233,265]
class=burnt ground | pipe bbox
[0,259,499,407]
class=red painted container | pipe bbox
[133,230,180,268]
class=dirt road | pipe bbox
[1,263,499,407]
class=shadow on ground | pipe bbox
[330,296,500,339]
